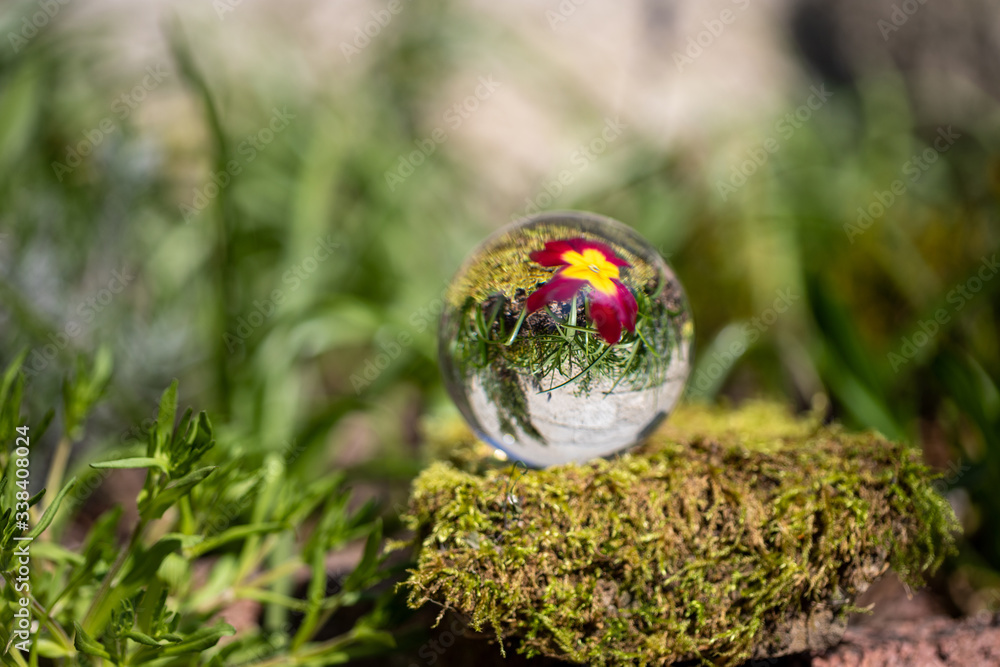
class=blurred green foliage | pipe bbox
[0,0,998,662]
[0,362,393,665]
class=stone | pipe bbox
[397,402,960,666]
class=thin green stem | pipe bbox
[178,496,195,535]
[539,343,615,393]
[605,339,642,395]
[41,436,72,520]
[4,640,29,667]
[636,326,661,359]
[505,308,528,345]
[234,587,310,612]
[81,518,148,635]
[242,559,304,591]
[251,628,369,667]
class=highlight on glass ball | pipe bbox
[438,211,693,467]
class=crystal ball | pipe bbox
[439,211,693,467]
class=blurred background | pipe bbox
[1,0,999,659]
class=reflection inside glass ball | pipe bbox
[439,211,693,467]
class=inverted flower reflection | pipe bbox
[525,238,638,344]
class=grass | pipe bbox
[443,277,690,446]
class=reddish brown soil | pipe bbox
[811,575,1000,667]
[814,613,1000,667]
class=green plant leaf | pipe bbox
[90,457,167,470]
[33,407,55,443]
[73,622,111,660]
[344,519,382,591]
[31,541,86,566]
[62,350,115,441]
[163,408,215,478]
[0,350,26,444]
[26,476,77,539]
[126,630,162,647]
[295,626,396,666]
[25,487,45,507]
[0,63,38,171]
[35,638,74,658]
[90,345,114,397]
[123,536,183,587]
[157,622,235,656]
[0,348,27,407]
[188,522,288,557]
[155,379,179,456]
[140,466,216,520]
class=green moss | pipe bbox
[446,223,658,309]
[398,401,960,666]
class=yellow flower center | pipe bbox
[560,248,619,295]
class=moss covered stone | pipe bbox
[399,402,959,666]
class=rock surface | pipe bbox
[399,402,960,666]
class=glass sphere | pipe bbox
[439,211,693,467]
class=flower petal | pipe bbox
[530,238,631,268]
[567,238,630,267]
[614,279,638,333]
[587,281,638,344]
[560,261,618,294]
[525,275,587,312]
[529,240,577,267]
[587,294,623,345]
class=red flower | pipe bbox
[525,238,638,344]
